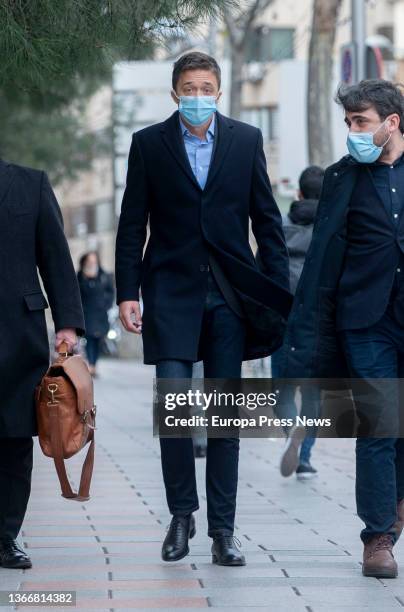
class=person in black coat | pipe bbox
[0,160,85,570]
[77,251,114,377]
[282,79,404,579]
[115,51,291,566]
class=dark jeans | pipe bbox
[271,348,319,464]
[156,271,245,537]
[0,438,33,539]
[85,336,101,366]
[339,304,404,543]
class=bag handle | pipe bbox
[48,403,95,501]
[57,340,73,357]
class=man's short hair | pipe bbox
[299,165,325,200]
[335,79,404,133]
[172,51,221,91]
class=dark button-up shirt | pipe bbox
[368,152,404,301]
[369,152,404,221]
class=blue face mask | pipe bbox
[177,95,217,126]
[346,118,391,163]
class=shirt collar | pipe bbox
[372,152,404,167]
[179,112,215,141]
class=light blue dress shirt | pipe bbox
[179,113,215,189]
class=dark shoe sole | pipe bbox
[212,553,246,566]
[162,545,190,562]
[161,525,196,562]
[0,559,32,569]
[362,566,397,578]
[280,427,305,477]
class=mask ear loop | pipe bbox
[373,117,392,148]
[381,131,392,148]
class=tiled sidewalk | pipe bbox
[2,358,404,611]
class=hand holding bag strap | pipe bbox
[49,403,95,502]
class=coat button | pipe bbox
[291,346,296,351]
[333,172,338,177]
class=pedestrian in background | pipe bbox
[271,166,325,480]
[78,251,114,377]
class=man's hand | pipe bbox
[119,300,142,334]
[55,328,78,353]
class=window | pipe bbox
[245,27,295,63]
[241,107,279,142]
[95,201,115,233]
[63,201,115,238]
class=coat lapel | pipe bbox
[0,160,14,209]
[365,166,396,226]
[159,110,235,192]
[204,112,234,192]
[160,111,201,191]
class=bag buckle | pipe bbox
[47,383,59,405]
[82,405,97,430]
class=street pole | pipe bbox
[351,0,367,82]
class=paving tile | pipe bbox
[11,358,403,612]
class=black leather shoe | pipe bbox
[162,514,196,562]
[211,535,246,566]
[0,537,32,569]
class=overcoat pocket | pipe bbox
[23,291,49,311]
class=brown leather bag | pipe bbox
[35,341,96,501]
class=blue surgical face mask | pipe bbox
[346,118,391,163]
[177,95,217,126]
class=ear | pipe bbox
[171,90,179,105]
[389,113,401,132]
[216,91,222,103]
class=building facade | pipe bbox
[56,0,404,270]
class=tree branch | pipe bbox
[223,0,275,50]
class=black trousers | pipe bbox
[156,272,246,537]
[0,438,33,539]
[85,335,101,366]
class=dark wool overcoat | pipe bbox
[0,160,85,437]
[280,155,363,379]
[78,270,114,338]
[115,111,292,364]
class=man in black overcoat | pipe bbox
[115,52,291,566]
[0,161,85,569]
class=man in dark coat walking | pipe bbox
[0,161,85,569]
[115,51,291,566]
[282,79,404,579]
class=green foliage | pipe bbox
[0,92,112,184]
